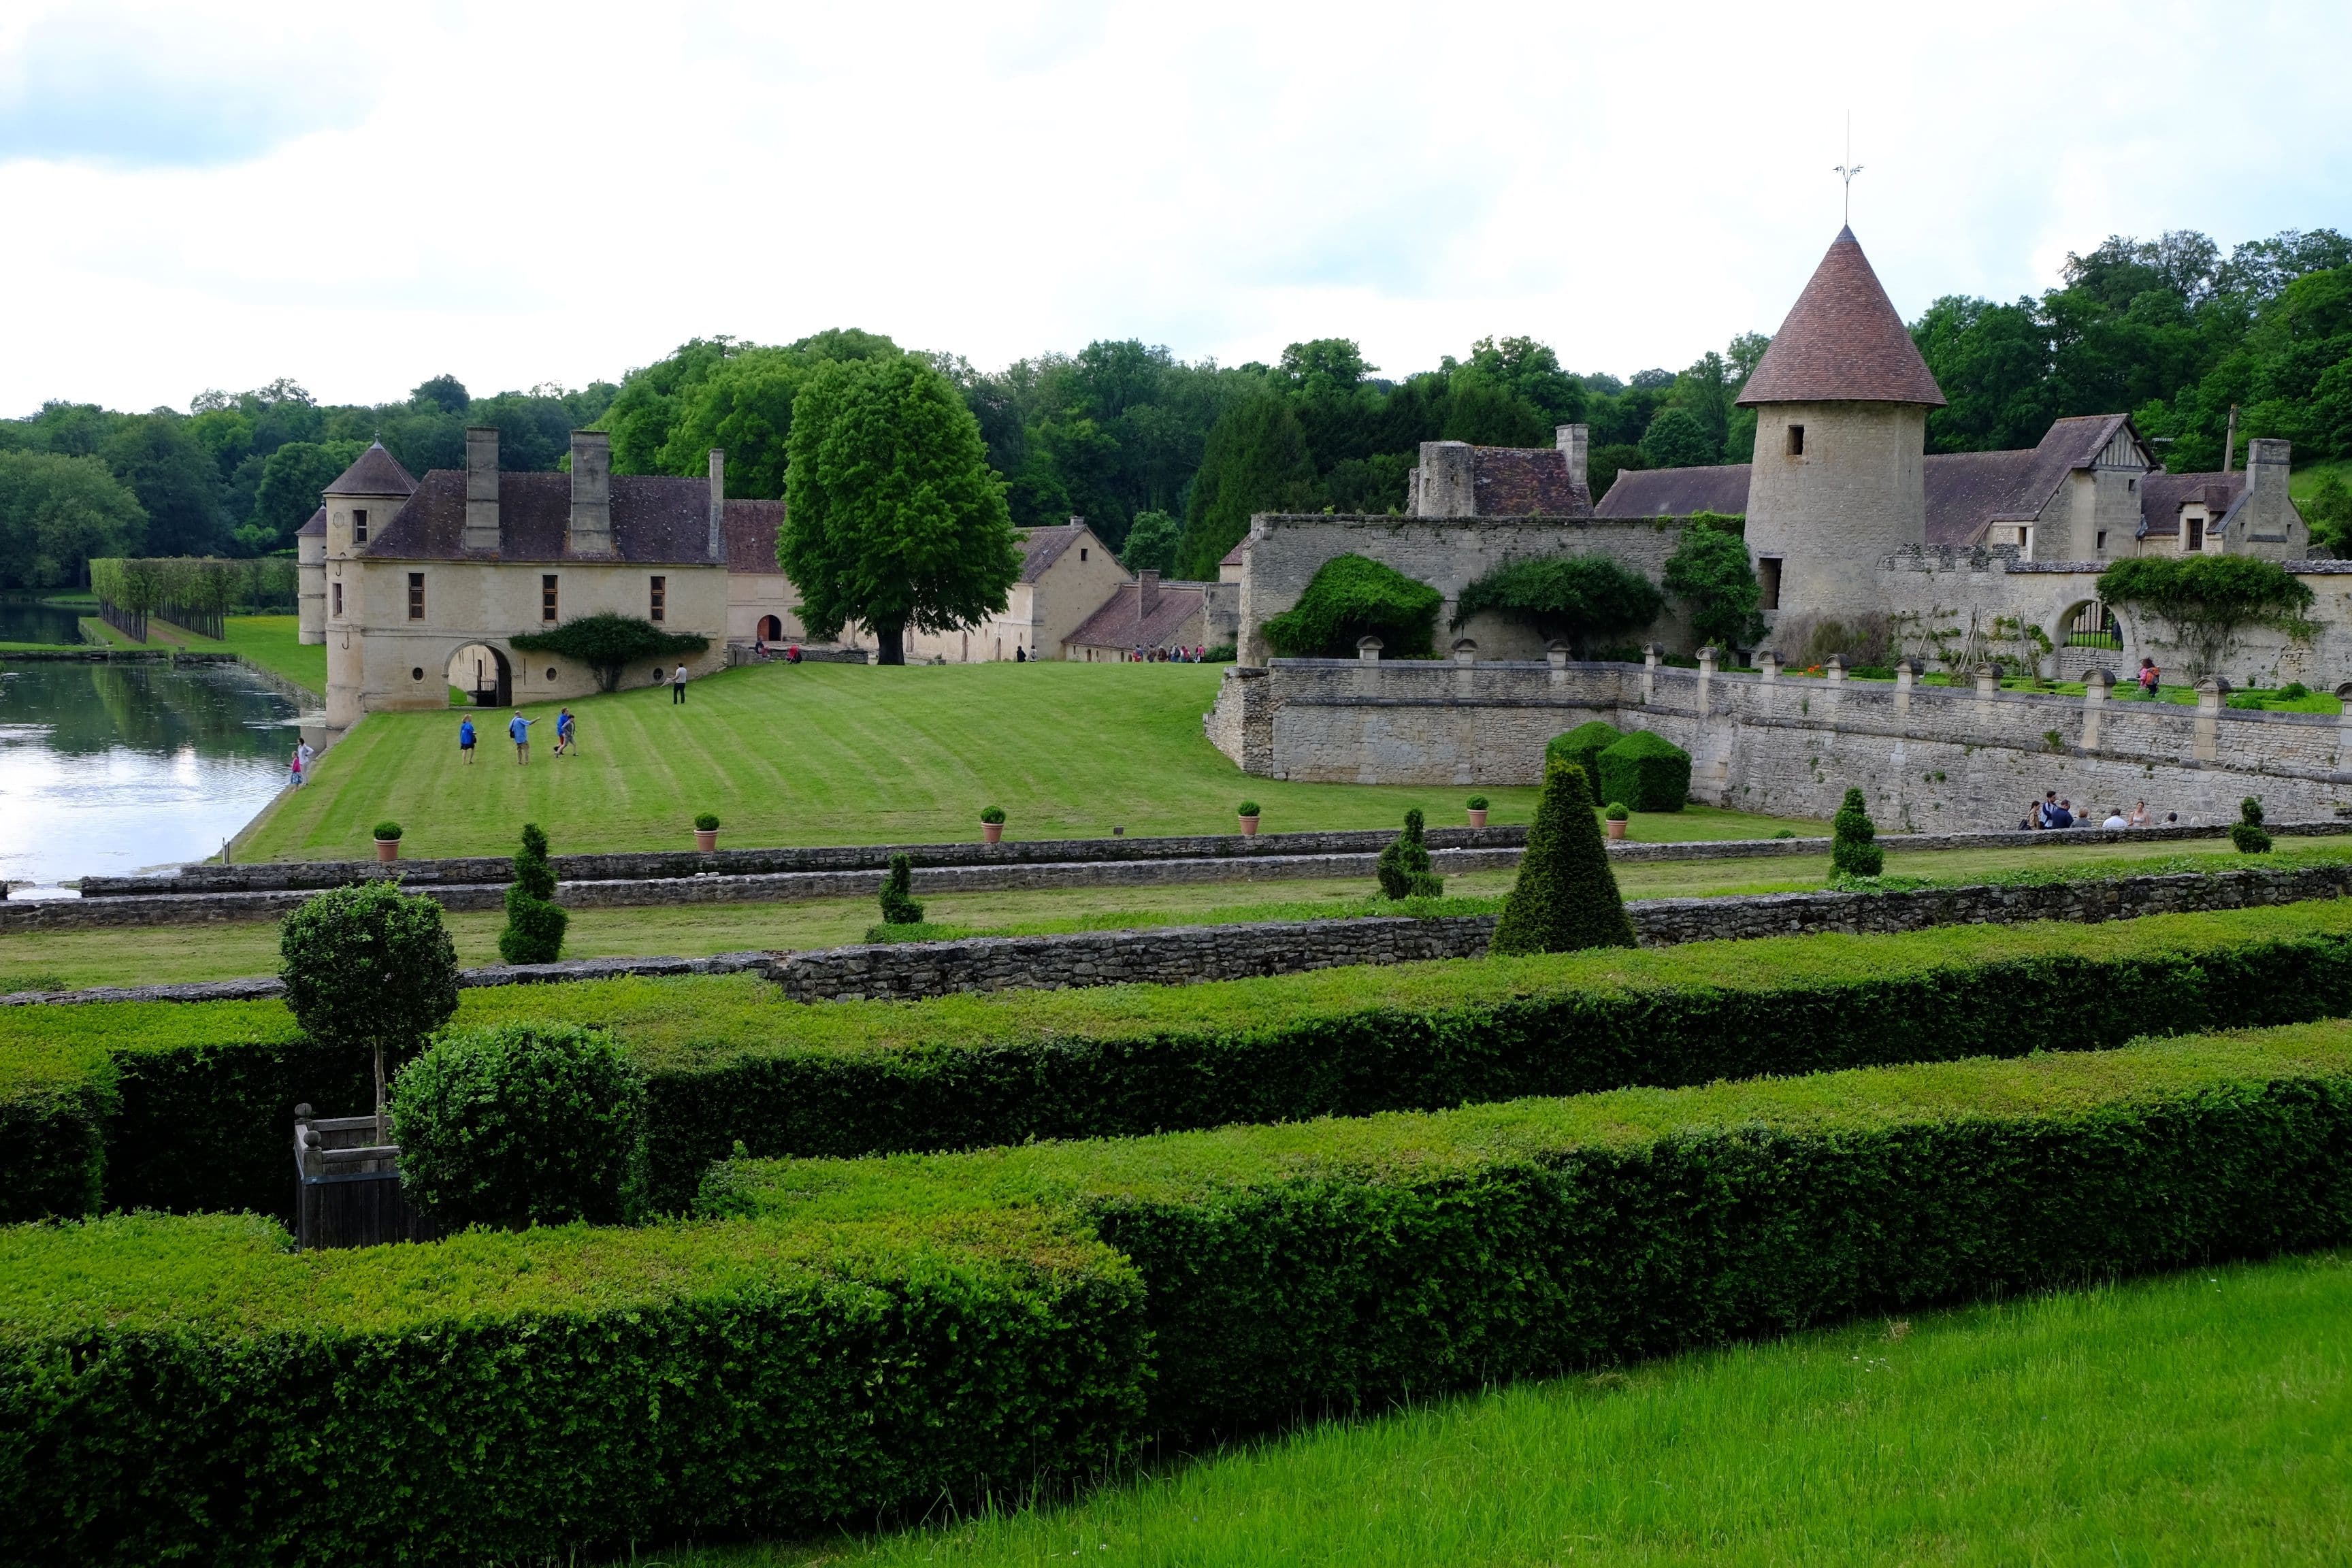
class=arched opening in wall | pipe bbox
[447,643,511,707]
[757,614,783,642]
[2063,600,2121,650]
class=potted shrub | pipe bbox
[373,821,403,864]
[1603,802,1630,841]
[1237,800,1262,837]
[979,804,1007,845]
[1467,794,1490,829]
[693,812,720,853]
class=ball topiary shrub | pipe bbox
[877,851,926,925]
[1489,760,1635,956]
[1546,720,1622,785]
[693,812,719,832]
[1596,729,1691,813]
[1831,787,1884,877]
[280,881,461,1133]
[1375,808,1444,900]
[390,1022,649,1228]
[497,823,568,964]
[2232,796,2272,855]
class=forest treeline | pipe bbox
[3,224,2347,591]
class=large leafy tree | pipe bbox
[0,451,146,588]
[248,440,363,553]
[1638,406,1716,469]
[782,354,1021,665]
[1176,392,1321,579]
[101,413,225,556]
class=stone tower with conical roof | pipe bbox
[318,442,419,728]
[1738,227,1945,632]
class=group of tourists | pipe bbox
[1131,644,1208,662]
[2020,791,2176,831]
[750,636,804,664]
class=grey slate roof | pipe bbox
[1594,464,1752,518]
[295,506,326,538]
[322,442,418,498]
[1067,580,1211,649]
[1017,523,1090,582]
[366,472,721,566]
[1737,227,1946,408]
[2140,471,2245,537]
[1471,447,1592,515]
[722,499,784,570]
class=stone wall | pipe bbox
[1231,512,1693,664]
[1209,651,2352,826]
[13,862,2348,1007]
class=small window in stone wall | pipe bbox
[1079,547,1088,560]
[1787,425,1805,457]
[542,574,559,621]
[407,572,424,620]
[650,575,666,623]
[332,582,342,617]
[1759,557,1783,611]
[353,508,368,544]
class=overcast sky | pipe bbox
[3,0,2347,416]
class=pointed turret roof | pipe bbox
[1736,227,1945,408]
[322,442,418,497]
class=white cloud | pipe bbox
[1,0,2346,414]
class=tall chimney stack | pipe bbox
[463,427,500,551]
[568,430,613,557]
[707,448,726,563]
[1556,423,1590,497]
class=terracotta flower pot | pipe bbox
[374,838,400,863]
[695,828,719,853]
[1468,808,1488,829]
[982,821,1004,845]
[1237,815,1260,837]
[1605,819,1627,841]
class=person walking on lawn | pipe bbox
[554,707,576,756]
[672,663,689,704]
[459,714,476,764]
[508,709,535,764]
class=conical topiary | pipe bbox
[877,851,926,924]
[1831,787,1884,877]
[498,822,568,964]
[1548,720,1623,786]
[1489,760,1636,956]
[1375,808,1445,900]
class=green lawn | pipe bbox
[240,660,1815,862]
[11,832,2345,994]
[649,1250,2352,1567]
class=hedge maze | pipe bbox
[10,900,2352,1558]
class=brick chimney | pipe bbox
[707,447,726,563]
[568,431,613,557]
[1137,570,1161,619]
[1556,423,1590,495]
[463,426,500,551]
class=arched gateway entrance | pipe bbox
[447,643,512,706]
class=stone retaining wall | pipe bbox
[19,862,2344,1007]
[80,824,1531,897]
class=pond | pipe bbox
[0,659,304,889]
[0,599,89,646]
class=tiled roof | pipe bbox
[1067,580,1209,649]
[1593,464,1751,518]
[365,472,723,564]
[2140,470,2244,536]
[1737,227,1946,408]
[295,506,325,538]
[1921,451,2042,546]
[1220,540,1245,566]
[1017,523,1089,582]
[721,499,784,572]
[1471,447,1592,516]
[322,442,418,498]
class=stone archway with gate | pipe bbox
[446,642,512,707]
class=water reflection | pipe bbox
[0,660,302,886]
[0,600,87,645]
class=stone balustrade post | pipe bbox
[1893,657,1917,718]
[1757,648,1780,685]
[1697,644,1718,717]
[1824,653,1846,687]
[1974,664,1999,699]
[1450,637,1477,666]
[2080,668,2112,752]
[1356,636,1383,664]
[1642,641,1661,704]
[2195,676,2223,762]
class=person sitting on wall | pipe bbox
[2102,806,2129,829]
[2052,798,2077,828]
[786,644,802,664]
[2020,797,2042,830]
[754,634,770,661]
[2129,800,2151,827]
[2036,791,2061,828]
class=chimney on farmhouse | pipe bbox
[1137,570,1161,622]
[1556,424,1590,495]
[707,448,727,564]
[568,430,614,557]
[2237,437,2299,551]
[463,426,500,551]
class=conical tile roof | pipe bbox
[322,442,418,497]
[1736,227,1945,408]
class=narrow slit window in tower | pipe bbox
[331,581,342,617]
[649,575,666,623]
[353,509,368,544]
[1759,557,1783,611]
[1787,425,1805,457]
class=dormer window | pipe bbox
[1787,425,1806,457]
[353,508,368,544]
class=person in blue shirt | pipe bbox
[554,708,576,757]
[508,710,534,764]
[458,715,476,764]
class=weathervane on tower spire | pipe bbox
[1833,112,1862,227]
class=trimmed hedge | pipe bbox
[1546,719,1622,783]
[707,1022,2352,1433]
[1596,728,1691,812]
[18,904,2352,1217]
[0,1210,1145,1564]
